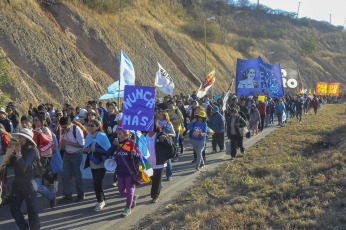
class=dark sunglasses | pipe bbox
[88,124,96,128]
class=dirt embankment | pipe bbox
[0,0,345,111]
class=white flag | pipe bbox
[155,62,174,95]
[119,49,135,90]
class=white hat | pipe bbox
[11,128,36,146]
[78,108,87,117]
[0,107,7,115]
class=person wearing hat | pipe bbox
[226,108,247,159]
[10,129,41,230]
[76,108,87,125]
[86,109,102,124]
[187,111,208,170]
[0,107,14,133]
[208,106,225,153]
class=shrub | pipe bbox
[235,37,256,53]
[300,36,319,56]
[182,20,219,42]
[0,58,11,106]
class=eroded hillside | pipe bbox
[0,0,345,111]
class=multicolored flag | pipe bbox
[197,70,215,98]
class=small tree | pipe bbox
[300,36,319,56]
[0,58,11,107]
[235,38,256,53]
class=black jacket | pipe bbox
[154,132,175,165]
[226,115,246,139]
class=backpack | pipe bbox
[31,149,42,178]
[158,132,177,159]
[71,120,88,138]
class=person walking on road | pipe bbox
[187,111,208,170]
[166,100,184,162]
[58,117,85,204]
[106,127,141,217]
[10,129,40,230]
[208,106,225,153]
[226,109,247,159]
[312,96,319,115]
[249,104,260,136]
[83,120,111,211]
[156,110,175,181]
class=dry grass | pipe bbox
[141,104,346,230]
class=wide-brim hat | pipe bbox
[0,107,7,116]
[196,111,207,118]
[11,128,37,146]
[86,109,98,117]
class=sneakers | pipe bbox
[211,150,216,154]
[172,158,179,162]
[131,195,139,209]
[75,194,85,202]
[167,177,172,181]
[58,196,73,204]
[121,208,131,217]
[94,201,106,211]
[50,196,56,208]
[191,159,197,164]
[112,182,118,187]
[152,197,159,203]
[196,167,200,171]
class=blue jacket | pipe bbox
[275,102,286,114]
[208,112,225,133]
[187,121,207,141]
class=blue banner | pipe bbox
[236,56,284,98]
[122,85,156,131]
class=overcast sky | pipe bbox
[248,0,345,27]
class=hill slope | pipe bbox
[0,0,345,110]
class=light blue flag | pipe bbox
[119,49,135,90]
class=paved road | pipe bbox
[0,125,278,230]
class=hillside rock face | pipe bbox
[0,0,345,111]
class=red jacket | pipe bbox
[258,102,266,115]
[1,130,11,154]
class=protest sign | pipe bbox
[327,83,340,96]
[122,86,155,131]
[316,82,328,95]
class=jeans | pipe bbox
[260,114,265,131]
[265,114,270,127]
[62,152,84,198]
[117,176,134,209]
[270,110,274,123]
[165,159,172,179]
[296,110,302,122]
[277,113,283,125]
[91,168,106,202]
[173,131,180,158]
[229,134,244,157]
[179,135,184,153]
[151,168,163,199]
[191,139,205,168]
[11,181,40,230]
[212,132,224,151]
[35,178,54,201]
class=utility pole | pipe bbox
[257,0,259,8]
[329,14,332,24]
[297,2,301,18]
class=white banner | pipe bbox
[155,62,174,95]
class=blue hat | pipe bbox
[212,106,219,112]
